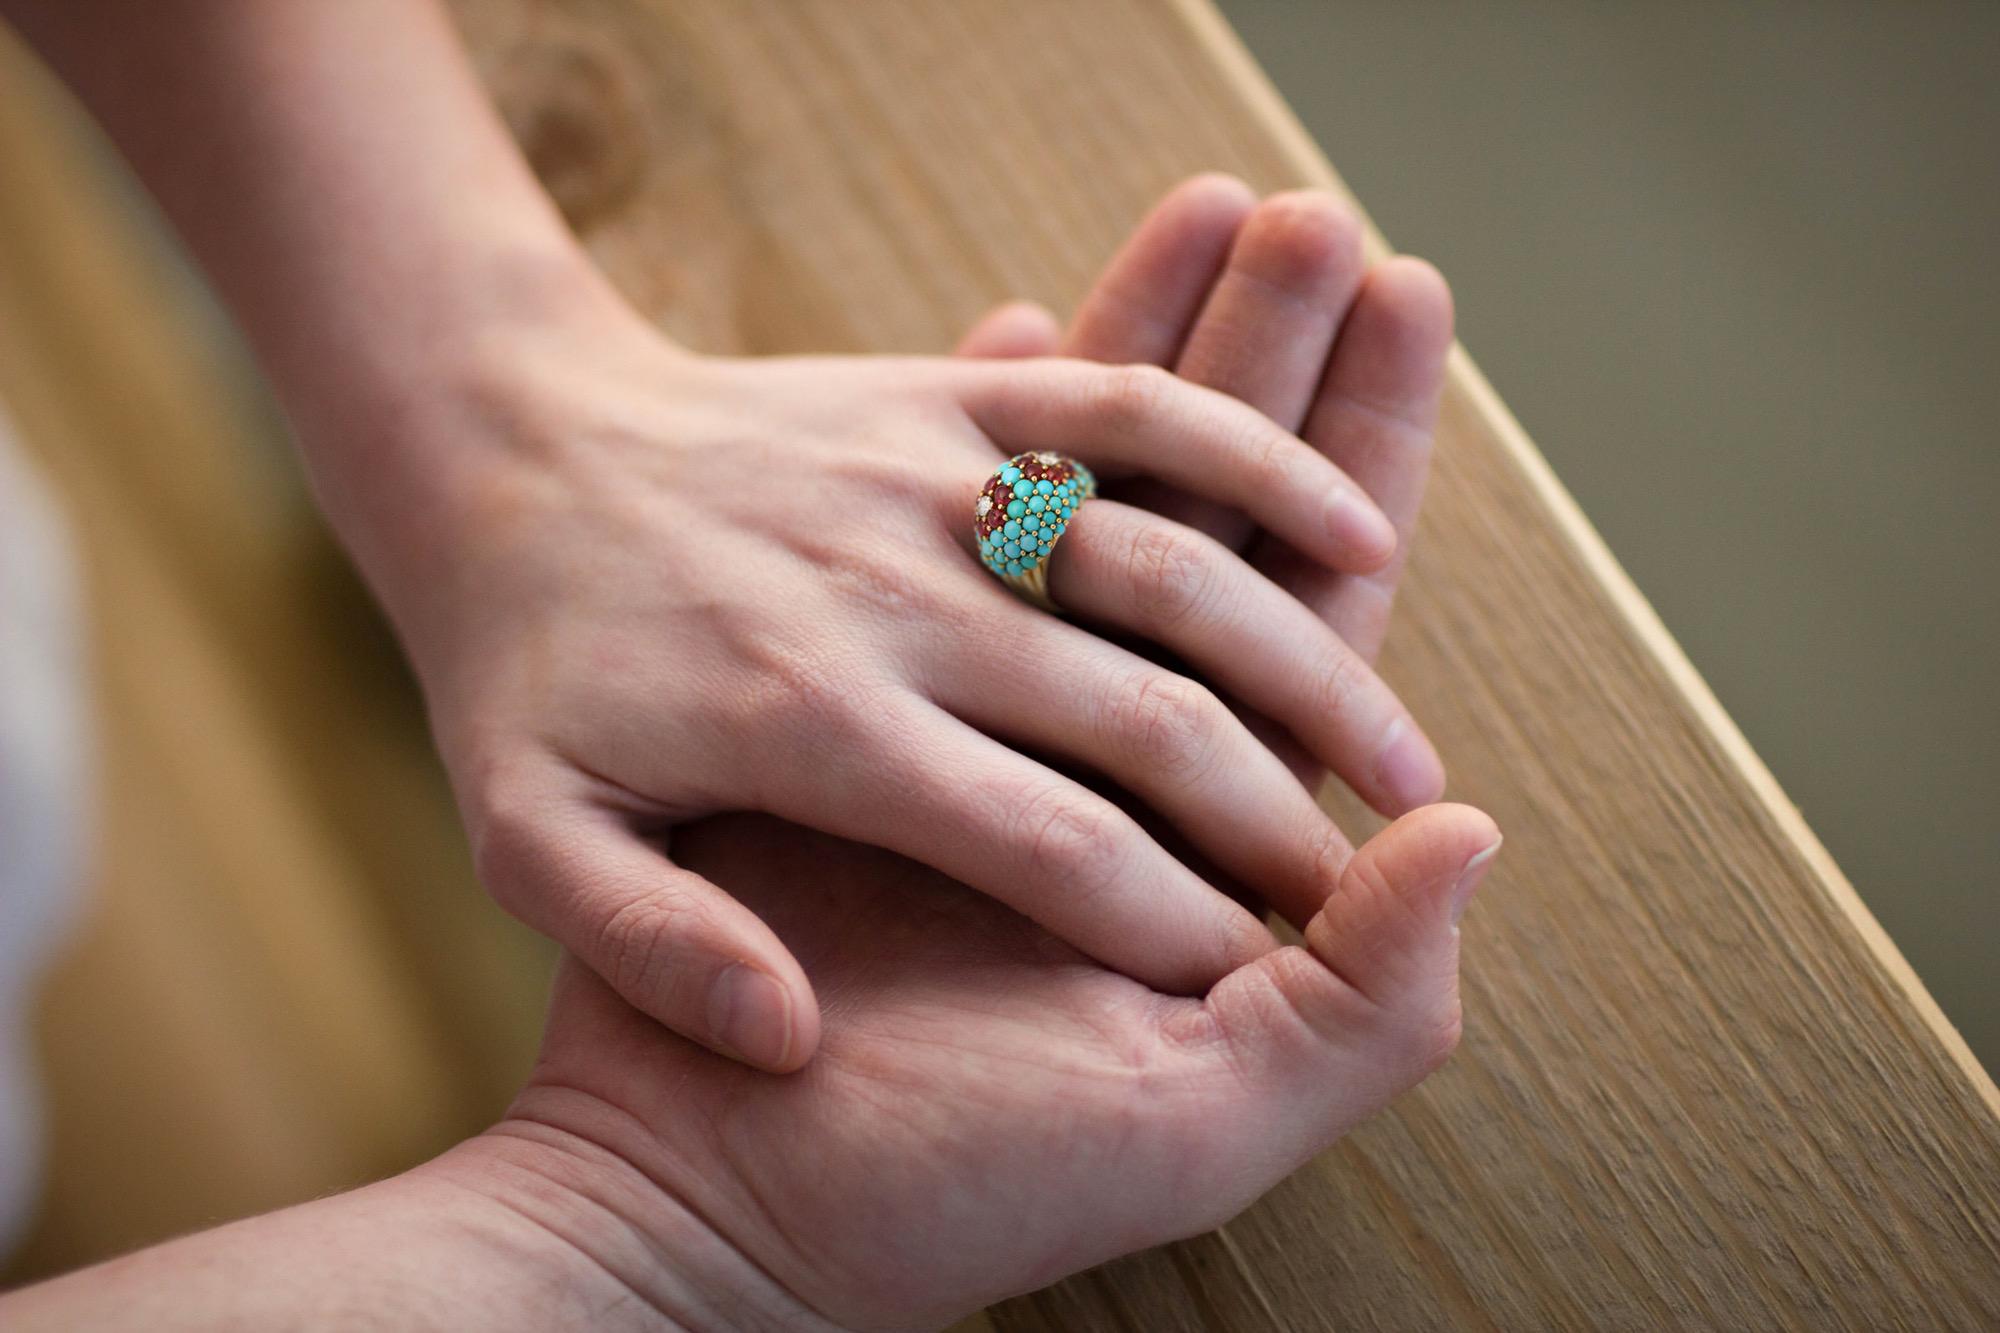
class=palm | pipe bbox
[523,805,1492,1331]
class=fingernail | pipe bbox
[1327,490,1397,566]
[707,964,794,1069]
[1374,718,1446,811]
[1450,839,1503,925]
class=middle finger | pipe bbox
[1048,500,1445,817]
[936,621,1349,930]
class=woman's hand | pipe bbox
[482,800,1502,1331]
[391,307,1442,1072]
[11,0,1458,1079]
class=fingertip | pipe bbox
[1232,188,1367,291]
[1378,801,1501,878]
[1327,489,1400,571]
[1064,174,1254,365]
[1163,171,1259,227]
[1372,717,1448,815]
[707,961,822,1073]
[1450,834,1502,926]
[768,963,824,1072]
[1368,255,1457,354]
[955,300,1063,359]
[1304,802,1499,980]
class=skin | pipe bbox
[0,188,1497,1333]
[3,808,1499,1333]
[1,1,1510,1323]
[4,0,1453,1070]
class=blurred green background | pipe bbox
[1225,1,1999,1067]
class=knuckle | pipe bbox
[1312,646,1373,722]
[466,764,554,913]
[1383,254,1456,331]
[1306,820,1353,891]
[1401,990,1464,1078]
[824,530,957,623]
[1106,671,1220,780]
[1245,420,1295,489]
[591,893,689,1007]
[1123,522,1213,628]
[733,626,872,737]
[1092,362,1172,433]
[1013,786,1123,890]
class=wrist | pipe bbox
[0,1124,734,1332]
[433,1115,834,1333]
[289,257,686,661]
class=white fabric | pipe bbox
[0,410,88,1255]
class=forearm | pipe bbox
[0,1129,810,1332]
[2,0,639,620]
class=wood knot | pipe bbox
[486,19,646,233]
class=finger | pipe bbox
[954,299,1063,359]
[954,358,1396,573]
[1059,174,1254,543]
[1047,501,1445,816]
[1145,191,1367,547]
[1259,256,1455,658]
[1179,804,1501,1140]
[936,618,1350,930]
[786,702,1278,995]
[476,791,820,1073]
[1063,172,1257,365]
[1176,190,1367,439]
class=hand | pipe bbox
[449,183,1489,1332]
[955,176,1456,789]
[0,803,1497,1333]
[483,801,1501,1331]
[385,208,1446,1073]
[0,154,1491,1329]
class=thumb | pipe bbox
[953,299,1062,359]
[477,799,821,1073]
[1303,801,1501,1009]
[1197,803,1500,1117]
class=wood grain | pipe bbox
[446,1,2000,1327]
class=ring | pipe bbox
[974,451,1097,613]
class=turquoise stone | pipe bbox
[976,455,1096,588]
